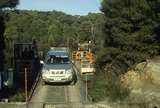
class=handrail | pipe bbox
[28,70,41,101]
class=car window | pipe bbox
[46,56,70,64]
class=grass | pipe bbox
[8,89,25,102]
[89,71,130,102]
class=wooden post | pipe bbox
[25,68,28,103]
[85,74,88,102]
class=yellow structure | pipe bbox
[72,43,95,75]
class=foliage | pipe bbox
[98,0,160,75]
[89,71,130,102]
[4,10,105,67]
[0,0,18,71]
[0,0,18,8]
[95,48,120,69]
[90,0,160,102]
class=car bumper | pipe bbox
[42,77,73,83]
[43,79,73,83]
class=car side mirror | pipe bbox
[40,60,44,64]
[72,60,74,64]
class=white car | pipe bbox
[41,47,75,84]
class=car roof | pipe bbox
[48,50,68,57]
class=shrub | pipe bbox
[89,71,130,102]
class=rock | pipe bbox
[120,56,160,106]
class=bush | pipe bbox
[95,47,121,70]
[95,47,148,76]
[89,71,130,102]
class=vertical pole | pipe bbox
[25,68,28,103]
[85,74,88,102]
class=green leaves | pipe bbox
[0,0,18,69]
[0,0,18,8]
[102,0,159,56]
[4,10,105,67]
[94,0,160,78]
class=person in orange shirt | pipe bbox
[85,52,93,63]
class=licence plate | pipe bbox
[54,78,61,80]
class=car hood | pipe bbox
[43,63,72,70]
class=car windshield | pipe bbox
[46,55,70,64]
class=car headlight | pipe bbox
[66,69,73,79]
[66,69,72,74]
[42,69,49,73]
[42,69,49,76]
[42,75,48,80]
[69,74,73,78]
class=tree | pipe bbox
[4,10,104,66]
[90,0,160,102]
[99,0,160,75]
[146,0,160,54]
[0,0,18,8]
[0,0,18,72]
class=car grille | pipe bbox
[51,71,64,74]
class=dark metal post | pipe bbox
[25,68,28,103]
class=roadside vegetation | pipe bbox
[89,0,160,104]
[89,71,130,102]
